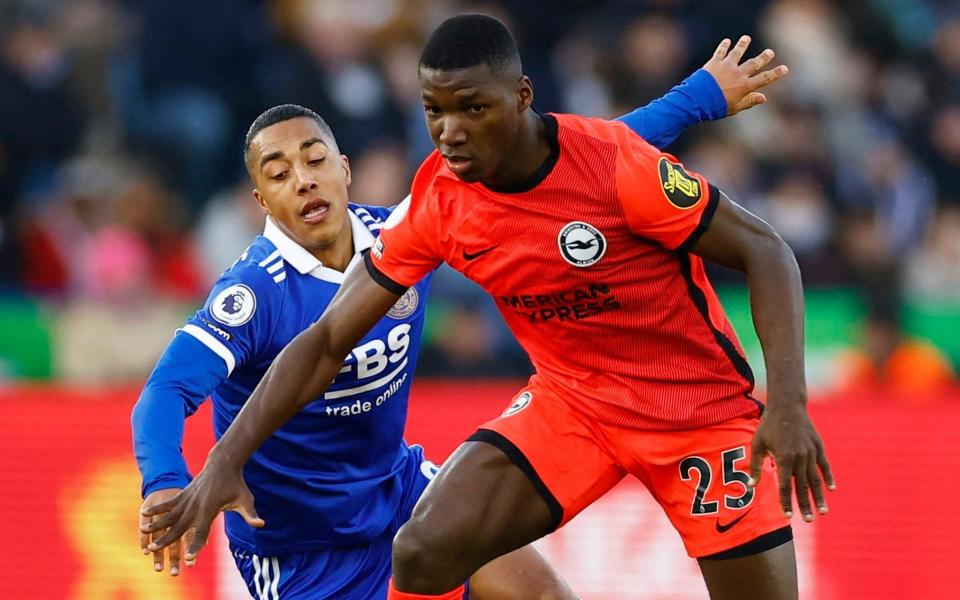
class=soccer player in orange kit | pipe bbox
[144,14,835,600]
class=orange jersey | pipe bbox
[367,113,760,430]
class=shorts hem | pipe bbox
[697,525,793,560]
[468,429,564,532]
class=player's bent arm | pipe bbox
[688,193,804,405]
[690,192,835,520]
[211,259,402,467]
[132,333,227,496]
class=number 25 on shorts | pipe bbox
[679,446,755,516]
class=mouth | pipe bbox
[300,198,330,225]
[443,155,475,175]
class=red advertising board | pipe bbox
[1,382,957,599]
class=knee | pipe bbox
[392,520,462,587]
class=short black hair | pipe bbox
[419,14,521,75]
[243,104,337,169]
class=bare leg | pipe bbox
[392,440,557,594]
[468,545,576,600]
[698,539,798,600]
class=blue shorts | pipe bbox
[230,445,445,599]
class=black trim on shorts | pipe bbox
[700,526,793,561]
[468,429,564,533]
[676,184,721,254]
[677,252,756,387]
[362,249,408,296]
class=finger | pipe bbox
[749,65,789,91]
[793,455,814,522]
[147,510,194,553]
[777,461,794,518]
[816,442,837,491]
[234,491,265,529]
[141,495,182,517]
[808,459,828,516]
[747,440,765,487]
[184,529,197,567]
[142,508,184,534]
[139,513,151,555]
[169,535,182,576]
[728,35,752,63]
[713,38,732,60]
[152,530,165,572]
[744,48,775,74]
[185,519,213,561]
[733,92,766,114]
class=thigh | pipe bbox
[468,545,576,600]
[698,539,798,600]
[472,383,626,530]
[622,416,790,558]
[402,384,624,571]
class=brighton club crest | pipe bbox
[558,221,607,267]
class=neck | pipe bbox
[482,110,551,189]
[311,224,354,272]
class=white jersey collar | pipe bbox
[262,209,375,279]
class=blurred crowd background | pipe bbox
[1,0,958,392]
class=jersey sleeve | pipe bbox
[614,129,720,251]
[365,162,445,292]
[182,262,282,375]
[132,332,227,497]
[615,68,727,149]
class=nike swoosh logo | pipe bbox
[463,246,498,261]
[715,509,752,533]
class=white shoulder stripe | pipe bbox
[258,249,281,267]
[265,260,284,274]
[181,324,236,376]
[273,272,286,283]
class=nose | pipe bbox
[292,162,317,195]
[439,116,467,148]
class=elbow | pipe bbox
[744,223,799,274]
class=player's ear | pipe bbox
[340,155,352,187]
[517,76,534,112]
[253,189,270,215]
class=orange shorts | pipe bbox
[470,379,790,558]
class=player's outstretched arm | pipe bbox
[141,260,402,562]
[616,35,788,148]
[690,192,836,523]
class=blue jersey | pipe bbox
[132,67,727,564]
[136,204,431,554]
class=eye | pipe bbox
[467,104,486,114]
[424,105,442,116]
[308,157,325,166]
[272,171,288,181]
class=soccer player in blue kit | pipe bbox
[134,36,787,599]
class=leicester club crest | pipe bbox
[387,287,419,319]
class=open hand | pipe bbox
[703,35,789,115]
[140,456,264,564]
[139,488,194,575]
[748,405,836,522]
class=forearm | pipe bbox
[743,233,807,410]
[133,333,223,496]
[211,325,345,465]
[616,69,726,148]
[133,386,193,496]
